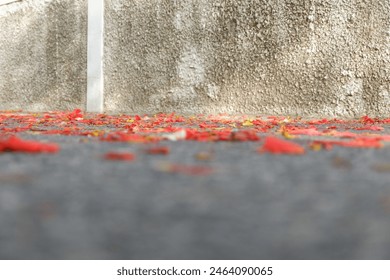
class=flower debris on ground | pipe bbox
[0,110,389,172]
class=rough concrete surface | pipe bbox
[0,111,389,259]
[105,0,390,117]
[0,0,87,111]
[1,0,390,117]
[0,132,389,259]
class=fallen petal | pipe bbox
[104,152,136,161]
[259,137,305,155]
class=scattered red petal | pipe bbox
[373,135,390,141]
[307,119,330,125]
[312,138,382,149]
[146,146,170,155]
[67,109,83,121]
[354,126,384,131]
[162,163,214,176]
[104,152,136,161]
[184,129,260,142]
[286,127,323,136]
[0,136,59,153]
[361,116,377,124]
[230,130,261,141]
[327,131,358,138]
[259,137,305,155]
[101,132,156,143]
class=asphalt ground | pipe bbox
[0,113,389,259]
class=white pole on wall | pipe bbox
[87,0,104,112]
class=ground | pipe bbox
[0,111,389,259]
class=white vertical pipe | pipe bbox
[87,0,104,112]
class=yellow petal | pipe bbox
[242,120,254,127]
[310,143,322,151]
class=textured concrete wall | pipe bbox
[0,0,87,111]
[1,0,389,117]
[105,0,390,117]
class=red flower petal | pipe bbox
[312,138,382,149]
[230,130,261,141]
[67,109,83,121]
[146,146,170,155]
[101,132,156,143]
[0,136,59,153]
[157,163,214,176]
[286,127,323,136]
[104,152,136,161]
[354,126,384,131]
[307,119,330,125]
[259,137,305,155]
[361,116,377,124]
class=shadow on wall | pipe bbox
[0,0,87,111]
[104,0,390,118]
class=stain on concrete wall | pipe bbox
[0,0,87,111]
[104,0,390,117]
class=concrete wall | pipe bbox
[0,0,87,111]
[1,0,390,117]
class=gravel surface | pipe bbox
[1,130,389,259]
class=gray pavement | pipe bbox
[0,132,389,259]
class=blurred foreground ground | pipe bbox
[0,112,389,259]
